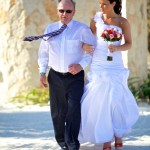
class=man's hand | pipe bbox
[68,64,83,75]
[40,74,48,88]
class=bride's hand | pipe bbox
[82,43,95,54]
[108,44,118,52]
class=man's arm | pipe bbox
[38,39,49,88]
[79,26,96,68]
[68,26,96,75]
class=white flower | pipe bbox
[104,30,108,34]
[117,34,121,38]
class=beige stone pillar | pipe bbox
[147,0,150,68]
[74,0,99,25]
[122,0,148,79]
[0,0,57,104]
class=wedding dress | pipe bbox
[78,12,139,143]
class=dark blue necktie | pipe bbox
[23,24,67,42]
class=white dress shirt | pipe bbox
[38,20,96,73]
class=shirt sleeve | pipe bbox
[80,27,97,46]
[79,27,97,69]
[38,26,49,73]
[38,40,49,73]
[79,52,92,69]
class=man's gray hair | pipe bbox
[58,0,76,9]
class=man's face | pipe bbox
[57,2,75,24]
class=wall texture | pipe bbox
[148,0,150,52]
[126,0,147,78]
[0,0,57,104]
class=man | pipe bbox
[38,0,96,149]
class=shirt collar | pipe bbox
[59,20,73,29]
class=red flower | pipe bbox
[101,33,105,38]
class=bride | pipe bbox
[78,0,139,150]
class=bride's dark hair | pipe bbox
[109,0,122,15]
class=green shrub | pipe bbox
[128,70,150,104]
[12,87,49,105]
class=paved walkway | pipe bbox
[0,103,150,150]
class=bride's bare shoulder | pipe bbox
[119,17,130,27]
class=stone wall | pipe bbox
[0,0,58,104]
[147,0,150,52]
[74,0,99,25]
[125,0,148,79]
[0,0,148,104]
[147,0,150,68]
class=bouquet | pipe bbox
[101,28,122,61]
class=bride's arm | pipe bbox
[90,19,96,36]
[121,19,132,50]
[82,19,96,53]
[109,18,132,52]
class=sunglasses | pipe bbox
[58,9,73,14]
